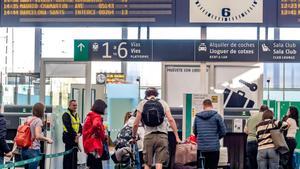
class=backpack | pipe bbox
[141,98,165,127]
[14,117,36,148]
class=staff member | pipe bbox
[62,100,82,169]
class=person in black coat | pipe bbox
[0,114,12,164]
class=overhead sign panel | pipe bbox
[0,0,175,26]
[278,0,300,26]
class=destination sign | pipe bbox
[278,0,300,26]
[0,0,175,26]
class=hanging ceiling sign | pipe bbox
[75,40,300,62]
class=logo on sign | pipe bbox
[92,43,99,52]
[198,43,207,52]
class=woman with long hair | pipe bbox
[21,102,53,169]
[256,109,288,169]
[83,99,107,169]
[282,106,299,169]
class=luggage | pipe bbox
[175,143,197,165]
[113,144,141,169]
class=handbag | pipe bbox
[101,141,110,160]
[270,128,289,154]
[264,120,289,154]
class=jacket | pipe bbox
[62,109,82,145]
[82,111,105,156]
[0,114,10,157]
[193,110,226,152]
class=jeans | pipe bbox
[246,140,258,169]
[257,148,279,169]
[21,148,41,169]
[197,150,220,169]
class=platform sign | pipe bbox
[195,40,259,62]
[259,41,300,62]
[0,0,175,26]
[278,0,300,26]
[74,40,152,61]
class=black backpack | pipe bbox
[142,98,165,127]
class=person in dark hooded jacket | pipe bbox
[0,114,12,164]
[193,99,226,169]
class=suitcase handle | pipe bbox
[237,90,245,97]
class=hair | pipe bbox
[202,99,212,107]
[68,99,76,106]
[259,105,269,113]
[91,99,107,115]
[262,109,274,120]
[288,106,299,127]
[32,102,45,118]
[123,112,132,124]
[145,87,158,98]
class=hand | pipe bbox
[4,151,13,157]
[129,138,137,144]
[75,135,80,143]
[47,138,53,144]
[176,136,182,144]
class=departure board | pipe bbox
[0,0,175,26]
[278,0,300,26]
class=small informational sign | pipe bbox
[96,73,126,84]
[195,40,258,61]
[259,41,300,62]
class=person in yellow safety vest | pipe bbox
[62,100,82,169]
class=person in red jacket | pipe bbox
[83,99,107,169]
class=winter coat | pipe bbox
[82,111,105,156]
[193,110,226,152]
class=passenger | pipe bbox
[83,99,107,169]
[21,102,53,169]
[123,111,132,124]
[256,109,288,169]
[282,106,299,169]
[131,110,145,167]
[0,113,13,164]
[193,99,226,169]
[244,105,269,169]
[132,87,181,169]
[114,109,144,167]
[62,99,82,169]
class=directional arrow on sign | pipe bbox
[77,43,85,52]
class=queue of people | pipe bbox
[245,105,299,169]
[0,87,298,169]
